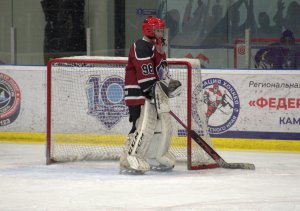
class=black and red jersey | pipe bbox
[124,38,167,106]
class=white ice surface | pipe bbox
[0,143,300,211]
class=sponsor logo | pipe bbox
[192,78,240,134]
[86,75,128,129]
[0,73,21,126]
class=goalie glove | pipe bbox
[151,79,182,113]
[168,79,182,98]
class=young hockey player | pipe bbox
[120,16,181,174]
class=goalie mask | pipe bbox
[142,16,165,38]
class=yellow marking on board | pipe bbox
[213,138,300,153]
[0,132,186,148]
[0,132,299,152]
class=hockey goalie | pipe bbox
[120,16,182,174]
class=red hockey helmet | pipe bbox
[142,16,165,38]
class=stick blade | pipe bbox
[220,161,255,170]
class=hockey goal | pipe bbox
[46,56,218,170]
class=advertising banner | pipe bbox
[1,66,299,141]
[201,69,300,140]
[0,66,46,132]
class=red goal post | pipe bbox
[46,56,218,170]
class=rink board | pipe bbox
[1,132,300,153]
[0,65,300,152]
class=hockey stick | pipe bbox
[216,103,232,115]
[169,111,255,170]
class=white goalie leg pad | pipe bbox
[145,122,162,167]
[155,113,176,168]
[119,134,133,170]
[125,100,158,171]
[126,155,150,172]
[120,134,150,173]
[146,112,176,170]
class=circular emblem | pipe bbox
[238,45,246,55]
[0,73,21,126]
[87,75,128,129]
[101,77,125,105]
[192,78,240,134]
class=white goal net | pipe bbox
[46,56,218,170]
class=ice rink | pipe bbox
[0,143,300,211]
